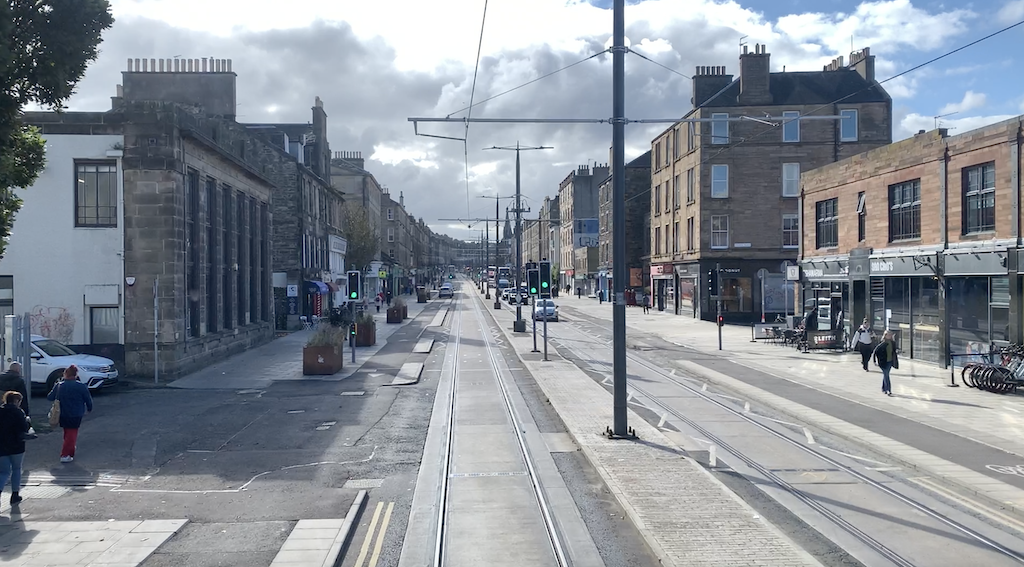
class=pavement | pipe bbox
[0,519,187,566]
[553,293,1024,517]
[482,290,825,567]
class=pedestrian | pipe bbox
[849,319,875,371]
[0,363,29,415]
[872,330,899,396]
[375,294,382,313]
[576,287,582,298]
[599,290,604,304]
[46,365,93,463]
[0,391,29,507]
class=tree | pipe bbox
[0,0,114,257]
[342,202,380,272]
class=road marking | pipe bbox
[744,401,750,412]
[368,502,395,567]
[909,476,1024,534]
[341,391,366,396]
[803,427,815,445]
[709,445,717,467]
[816,445,891,466]
[701,383,708,391]
[287,410,305,414]
[865,467,902,471]
[316,421,338,431]
[343,478,384,489]
[354,501,384,567]
[657,413,667,428]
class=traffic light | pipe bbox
[350,323,357,336]
[527,269,540,296]
[347,270,361,300]
[538,261,551,298]
[718,315,724,327]
[449,274,454,279]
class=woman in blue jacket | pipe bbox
[46,365,93,463]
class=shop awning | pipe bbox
[306,281,329,294]
[326,282,340,292]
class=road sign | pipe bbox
[286,285,298,297]
[379,270,388,278]
[786,265,800,281]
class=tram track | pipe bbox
[546,311,1024,566]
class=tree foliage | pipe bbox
[342,202,380,272]
[0,0,114,257]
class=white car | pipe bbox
[29,335,119,391]
[533,299,559,322]
[439,284,454,298]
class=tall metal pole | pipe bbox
[610,0,629,438]
[485,218,490,299]
[154,276,159,385]
[515,147,523,325]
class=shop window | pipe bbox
[90,307,119,344]
[948,277,991,359]
[815,198,838,248]
[963,163,995,234]
[722,277,752,312]
[889,179,921,241]
[912,277,942,364]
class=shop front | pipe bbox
[868,253,941,364]
[944,250,1010,363]
[651,263,673,311]
[674,263,700,318]
[800,258,850,340]
[703,259,794,323]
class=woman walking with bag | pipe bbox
[0,391,29,506]
[46,365,93,463]
[850,319,874,371]
[873,330,899,396]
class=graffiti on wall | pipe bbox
[29,305,75,344]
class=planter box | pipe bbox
[386,307,402,324]
[302,345,342,375]
[355,322,376,347]
[402,305,409,319]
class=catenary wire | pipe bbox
[463,0,490,217]
[699,18,1024,165]
[627,47,690,79]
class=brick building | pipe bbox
[558,165,608,293]
[800,117,1024,365]
[649,45,891,322]
[597,151,651,300]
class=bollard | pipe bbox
[750,323,756,343]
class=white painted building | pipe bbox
[0,133,125,353]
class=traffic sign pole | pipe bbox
[528,267,540,352]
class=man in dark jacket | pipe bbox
[0,364,29,416]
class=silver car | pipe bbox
[532,299,559,322]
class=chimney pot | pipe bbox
[227,59,232,72]
[126,58,132,72]
[202,57,207,72]
[743,44,748,54]
[150,58,156,72]
[158,59,164,72]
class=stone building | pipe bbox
[539,196,560,268]
[649,45,892,321]
[597,150,651,300]
[382,189,414,292]
[244,98,346,329]
[558,165,608,293]
[800,117,1024,366]
[521,219,541,267]
[6,57,280,380]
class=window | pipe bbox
[664,224,670,255]
[711,165,728,198]
[388,227,395,242]
[654,226,661,255]
[782,214,799,248]
[673,128,680,159]
[90,307,119,344]
[205,177,217,333]
[840,109,858,142]
[0,276,12,319]
[815,198,838,248]
[237,192,246,326]
[782,111,800,142]
[711,113,729,144]
[655,142,662,169]
[261,204,270,322]
[686,217,695,251]
[686,122,695,151]
[387,207,394,221]
[654,184,661,215]
[186,170,200,338]
[673,175,681,209]
[857,191,866,242]
[889,179,921,241]
[75,162,118,227]
[665,180,671,211]
[782,163,800,197]
[963,162,996,234]
[222,187,233,328]
[711,215,729,249]
[249,198,258,325]
[686,168,695,202]
[389,248,394,259]
[673,222,679,253]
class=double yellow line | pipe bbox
[352,501,395,567]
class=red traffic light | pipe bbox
[717,316,724,327]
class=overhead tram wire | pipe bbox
[462,0,490,217]
[699,18,1024,166]
[627,47,690,79]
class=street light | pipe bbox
[484,143,553,331]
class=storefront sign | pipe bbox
[651,265,665,276]
[674,263,700,277]
[806,331,842,350]
[945,251,1008,276]
[786,266,800,281]
[800,260,849,281]
[869,254,937,276]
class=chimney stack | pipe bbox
[738,43,772,105]
[690,64,733,107]
[849,47,875,83]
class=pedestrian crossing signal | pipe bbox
[538,261,551,298]
[347,271,361,300]
[527,269,540,295]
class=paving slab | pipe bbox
[269,490,366,567]
[0,519,187,567]
[389,363,423,386]
[412,339,434,353]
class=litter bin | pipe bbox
[416,286,428,303]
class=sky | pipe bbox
[52,0,1024,240]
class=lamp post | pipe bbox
[484,143,553,331]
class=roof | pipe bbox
[702,69,889,107]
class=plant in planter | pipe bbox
[394,297,408,320]
[354,310,377,346]
[386,301,403,324]
[303,325,345,375]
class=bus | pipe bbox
[497,267,513,290]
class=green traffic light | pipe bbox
[541,282,548,288]
[350,292,357,299]
[530,287,537,294]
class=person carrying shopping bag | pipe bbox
[850,319,875,372]
[46,365,93,463]
[0,391,29,506]
[872,330,899,396]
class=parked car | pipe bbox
[29,335,119,391]
[439,283,454,298]
[533,299,559,322]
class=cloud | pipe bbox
[897,113,1018,140]
[940,91,988,114]
[997,0,1024,24]
[66,0,982,240]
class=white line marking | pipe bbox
[701,382,708,391]
[751,414,803,428]
[707,391,742,402]
[709,445,717,467]
[816,445,892,466]
[803,428,815,445]
[865,467,902,471]
[692,437,711,445]
[744,401,751,413]
[657,414,667,428]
